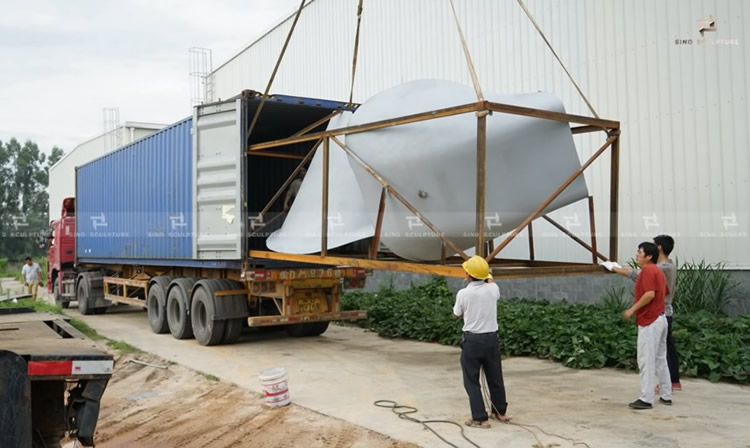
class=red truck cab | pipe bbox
[47,197,76,306]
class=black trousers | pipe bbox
[666,316,681,383]
[460,332,508,421]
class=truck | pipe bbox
[0,307,113,447]
[47,90,368,346]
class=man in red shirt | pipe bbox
[624,242,672,409]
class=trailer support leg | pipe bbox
[66,379,109,446]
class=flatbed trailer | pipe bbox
[0,308,113,448]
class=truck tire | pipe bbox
[77,276,93,315]
[217,279,244,344]
[167,279,195,339]
[147,277,172,334]
[190,282,226,346]
[308,321,330,336]
[53,277,69,309]
[286,321,330,337]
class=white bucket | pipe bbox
[259,367,291,408]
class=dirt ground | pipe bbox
[65,351,418,448]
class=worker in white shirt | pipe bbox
[453,256,511,428]
[21,257,42,300]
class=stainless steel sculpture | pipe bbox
[268,80,589,261]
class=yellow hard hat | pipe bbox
[462,255,493,280]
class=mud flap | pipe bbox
[66,379,109,446]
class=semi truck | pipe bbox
[47,91,368,346]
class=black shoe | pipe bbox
[659,397,673,406]
[628,399,653,409]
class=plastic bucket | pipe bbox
[259,367,290,407]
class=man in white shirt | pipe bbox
[452,255,510,428]
[21,257,42,300]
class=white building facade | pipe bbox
[209,0,749,268]
[48,122,163,221]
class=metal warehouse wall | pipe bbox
[209,0,750,267]
[48,124,163,222]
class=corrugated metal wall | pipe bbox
[76,119,193,261]
[209,0,750,267]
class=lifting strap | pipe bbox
[516,0,600,118]
[448,0,485,102]
[349,0,364,105]
[246,0,307,140]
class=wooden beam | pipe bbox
[104,294,146,308]
[369,189,386,259]
[103,277,148,288]
[250,250,466,277]
[527,222,535,261]
[291,110,341,138]
[248,250,607,279]
[571,125,607,135]
[609,134,620,261]
[248,102,484,152]
[588,195,599,264]
[486,134,618,261]
[476,112,487,257]
[486,101,619,129]
[248,151,305,160]
[246,0,306,139]
[542,215,608,262]
[321,138,330,256]
[255,139,321,219]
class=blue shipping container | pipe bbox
[76,118,195,263]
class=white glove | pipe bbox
[600,261,622,271]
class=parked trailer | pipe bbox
[47,91,367,346]
[0,308,113,448]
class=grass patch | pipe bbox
[69,318,106,341]
[0,298,63,314]
[106,340,142,354]
[197,371,219,382]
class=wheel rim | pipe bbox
[168,295,180,325]
[148,295,159,321]
[78,283,86,310]
[196,300,207,331]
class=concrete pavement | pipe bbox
[65,304,750,448]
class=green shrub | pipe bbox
[601,285,631,311]
[342,278,750,383]
[674,260,737,316]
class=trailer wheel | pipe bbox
[308,321,330,336]
[190,284,226,346]
[53,277,69,309]
[217,280,244,344]
[167,279,194,339]
[286,321,330,337]
[147,279,170,334]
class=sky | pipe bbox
[0,0,302,154]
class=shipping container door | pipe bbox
[193,100,244,260]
